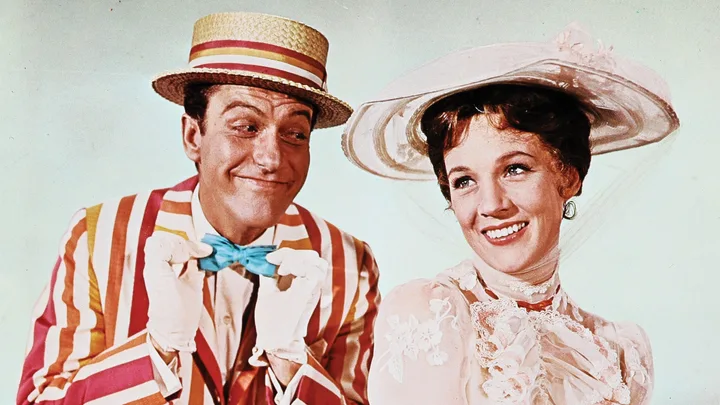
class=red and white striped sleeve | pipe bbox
[16,208,167,405]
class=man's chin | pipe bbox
[231,202,291,227]
[219,193,297,229]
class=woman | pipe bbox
[341,25,679,404]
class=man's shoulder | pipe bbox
[292,203,364,240]
[84,186,163,213]
[292,203,373,255]
[81,177,197,224]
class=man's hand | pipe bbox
[144,232,213,361]
[252,247,329,379]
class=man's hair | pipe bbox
[184,83,221,132]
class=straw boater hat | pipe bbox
[152,12,352,129]
[341,23,680,180]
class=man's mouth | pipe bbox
[236,176,289,188]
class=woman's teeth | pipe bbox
[487,223,526,239]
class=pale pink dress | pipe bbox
[368,260,653,404]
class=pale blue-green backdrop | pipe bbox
[2,0,718,403]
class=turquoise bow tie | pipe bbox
[198,234,277,277]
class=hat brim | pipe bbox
[341,59,680,181]
[152,68,352,129]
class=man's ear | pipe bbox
[182,114,202,164]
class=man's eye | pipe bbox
[235,125,257,133]
[283,131,309,144]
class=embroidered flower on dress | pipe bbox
[380,296,459,383]
[457,271,478,290]
[386,315,420,359]
[427,348,449,366]
[414,315,442,351]
[446,260,478,291]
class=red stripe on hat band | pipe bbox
[194,62,322,89]
[190,40,326,75]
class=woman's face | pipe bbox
[445,114,579,275]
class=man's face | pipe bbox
[183,85,314,243]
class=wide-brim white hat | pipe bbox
[341,23,680,180]
[152,12,352,129]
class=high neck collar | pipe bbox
[470,252,561,304]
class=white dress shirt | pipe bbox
[149,184,277,398]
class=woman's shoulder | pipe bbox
[376,261,482,336]
[380,280,464,321]
[564,294,654,385]
[382,261,478,310]
[369,265,478,398]
[598,316,654,371]
[565,295,652,352]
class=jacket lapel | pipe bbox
[153,176,225,404]
[272,203,313,251]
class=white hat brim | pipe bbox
[341,42,680,180]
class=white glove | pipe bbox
[252,247,329,364]
[144,231,213,353]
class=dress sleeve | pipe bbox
[611,322,654,405]
[367,278,474,405]
[567,298,654,405]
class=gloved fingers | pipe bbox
[266,247,320,267]
[145,231,211,264]
[282,260,328,287]
[275,255,329,281]
[185,240,214,259]
[144,232,182,262]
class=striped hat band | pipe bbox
[188,39,328,91]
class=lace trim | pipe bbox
[471,298,633,404]
[506,277,555,298]
[379,297,459,383]
[622,337,650,386]
[450,259,555,299]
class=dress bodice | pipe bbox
[368,261,653,405]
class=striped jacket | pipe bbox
[17,176,381,405]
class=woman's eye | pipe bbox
[452,176,474,189]
[506,164,530,176]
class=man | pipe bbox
[17,12,380,405]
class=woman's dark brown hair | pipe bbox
[420,84,592,202]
